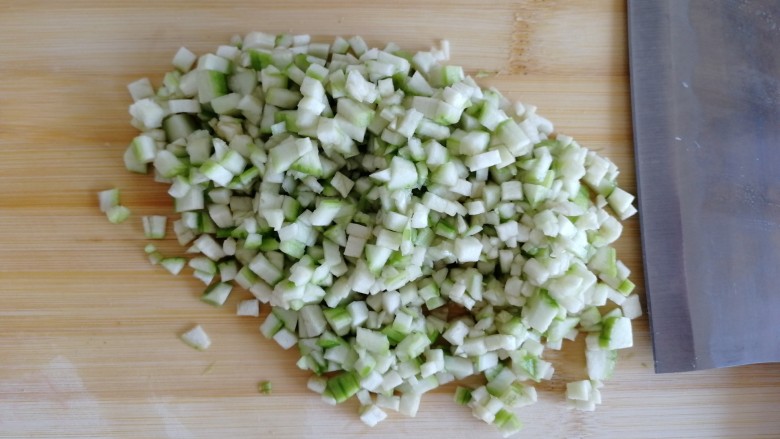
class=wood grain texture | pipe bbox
[0,1,778,438]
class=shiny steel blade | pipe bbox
[628,0,780,373]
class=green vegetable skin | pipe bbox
[120,32,639,437]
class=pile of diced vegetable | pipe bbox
[107,32,640,437]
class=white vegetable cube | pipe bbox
[474,351,499,372]
[484,334,516,351]
[424,140,449,166]
[458,338,487,356]
[360,371,383,392]
[381,370,404,392]
[454,237,483,263]
[495,221,519,243]
[465,150,502,171]
[347,301,369,328]
[411,203,430,228]
[160,257,186,275]
[395,108,424,138]
[466,200,486,215]
[345,69,377,103]
[607,187,636,219]
[197,53,231,74]
[348,260,375,293]
[523,258,550,286]
[376,228,402,251]
[443,320,470,345]
[419,361,437,378]
[307,376,327,394]
[399,392,422,417]
[207,204,232,228]
[127,77,154,102]
[451,179,473,196]
[460,131,490,155]
[479,103,509,131]
[424,348,444,367]
[264,209,285,230]
[248,253,283,285]
[422,192,449,213]
[586,348,617,381]
[471,404,499,425]
[201,282,233,306]
[607,288,627,305]
[317,117,350,148]
[444,356,474,380]
[180,325,211,350]
[431,162,459,186]
[359,404,388,427]
[273,328,298,350]
[524,291,559,333]
[600,316,633,349]
[566,380,592,401]
[172,47,197,72]
[365,244,393,274]
[584,154,610,187]
[168,99,201,114]
[98,188,120,213]
[298,96,327,115]
[331,172,355,198]
[356,328,390,353]
[344,235,367,258]
[311,199,343,226]
[622,294,643,319]
[496,119,532,156]
[376,77,395,97]
[289,261,315,286]
[346,223,371,238]
[142,215,168,239]
[547,273,584,301]
[129,98,165,129]
[131,135,158,164]
[500,181,523,201]
[200,161,234,187]
[392,312,414,334]
[237,299,260,317]
[269,137,314,174]
[220,150,247,174]
[194,234,226,260]
[381,291,401,314]
[388,156,418,190]
[382,211,408,232]
[377,394,401,411]
[534,210,560,237]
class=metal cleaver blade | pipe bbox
[628,0,780,373]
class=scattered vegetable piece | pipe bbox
[142,215,168,239]
[99,187,132,224]
[258,380,273,395]
[105,205,131,224]
[181,325,211,350]
[98,188,120,212]
[237,299,261,317]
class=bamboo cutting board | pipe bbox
[1,1,779,438]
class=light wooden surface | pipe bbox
[1,1,779,438]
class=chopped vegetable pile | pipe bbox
[113,32,639,437]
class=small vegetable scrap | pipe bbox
[181,324,211,351]
[117,32,638,437]
[258,380,273,395]
[98,188,131,224]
